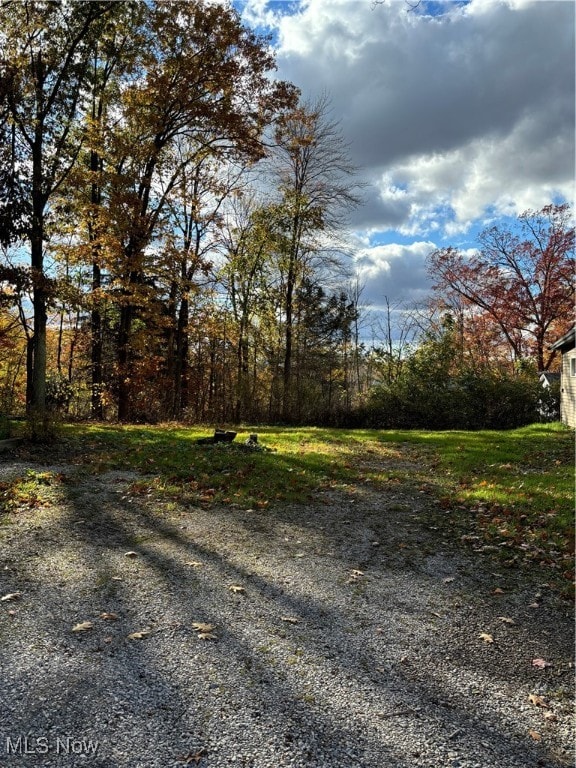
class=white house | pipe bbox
[550,327,576,427]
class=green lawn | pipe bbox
[9,421,575,588]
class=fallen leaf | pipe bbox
[100,612,119,621]
[103,636,113,644]
[528,730,541,741]
[543,711,557,722]
[498,616,516,625]
[192,622,216,633]
[1,592,22,602]
[197,632,217,641]
[351,569,365,577]
[127,629,151,640]
[479,633,494,644]
[124,551,138,558]
[528,602,540,609]
[528,693,548,708]
[178,748,207,764]
[186,561,203,568]
[443,577,455,584]
[72,621,94,632]
[281,617,300,624]
[228,585,245,594]
[493,588,505,594]
[532,658,552,669]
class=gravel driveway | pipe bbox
[0,450,573,768]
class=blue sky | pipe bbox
[235,0,575,313]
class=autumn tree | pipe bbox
[428,204,575,371]
[267,95,362,419]
[80,1,296,421]
[0,0,118,418]
[218,192,273,421]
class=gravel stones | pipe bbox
[0,457,573,767]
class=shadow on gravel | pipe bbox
[0,459,573,768]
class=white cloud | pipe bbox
[353,240,437,306]
[237,0,574,309]
[271,0,574,237]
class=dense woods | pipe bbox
[0,1,573,431]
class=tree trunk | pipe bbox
[282,259,295,420]
[29,185,47,414]
[91,277,104,419]
[174,294,189,417]
[117,301,132,422]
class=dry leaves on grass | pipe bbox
[127,629,152,640]
[228,584,246,594]
[100,612,119,621]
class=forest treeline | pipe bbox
[0,2,574,430]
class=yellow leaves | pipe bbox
[72,621,94,633]
[528,730,542,741]
[228,584,245,594]
[479,632,494,644]
[186,560,203,568]
[127,629,152,640]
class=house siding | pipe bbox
[560,348,576,427]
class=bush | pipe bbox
[359,372,542,430]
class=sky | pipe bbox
[235,0,575,315]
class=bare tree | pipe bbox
[267,94,363,419]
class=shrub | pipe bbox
[360,372,541,430]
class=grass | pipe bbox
[9,421,575,587]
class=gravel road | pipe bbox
[0,451,573,768]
